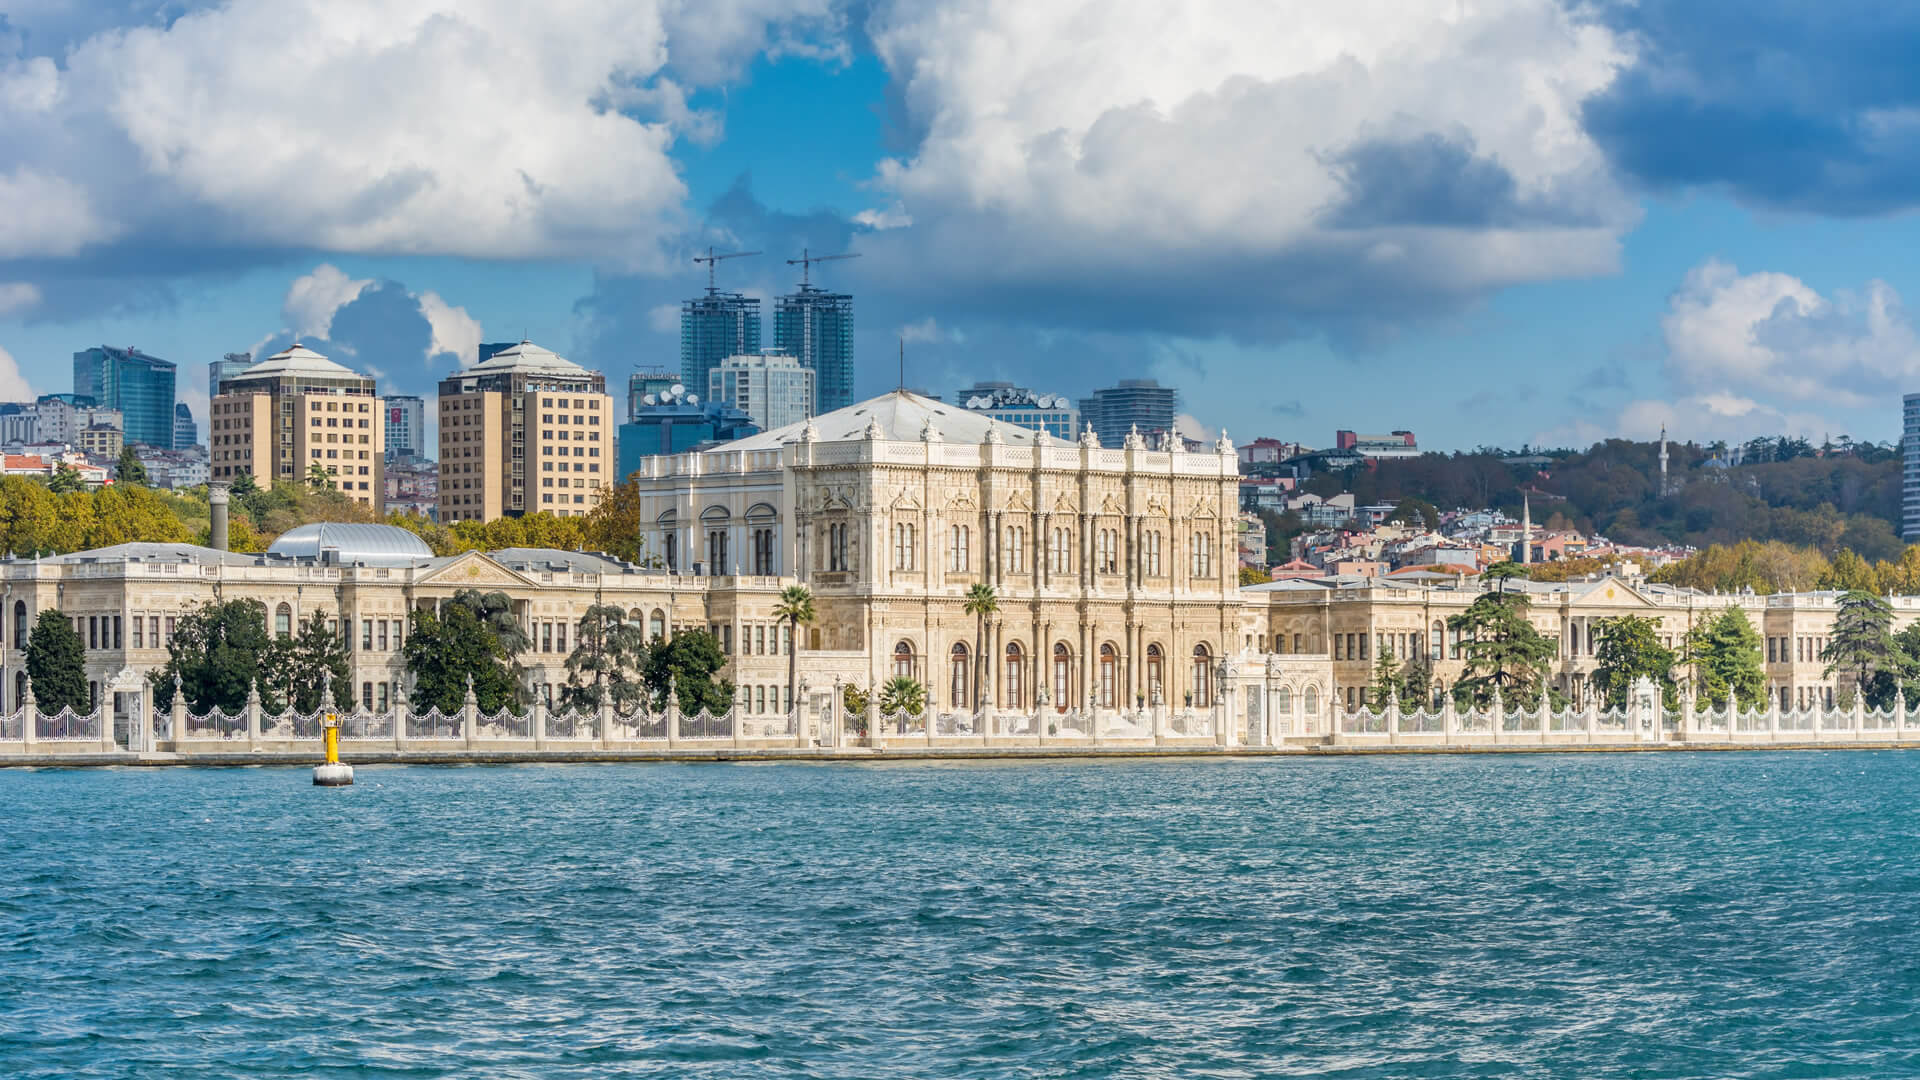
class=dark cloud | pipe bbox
[1269,400,1304,417]
[1325,134,1523,229]
[254,281,452,399]
[1580,1,1920,214]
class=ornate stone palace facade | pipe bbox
[0,389,1897,742]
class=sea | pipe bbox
[4,752,1919,1078]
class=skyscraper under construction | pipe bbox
[775,285,854,412]
[681,292,761,403]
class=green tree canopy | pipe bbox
[403,591,527,714]
[1684,608,1767,708]
[115,445,146,486]
[1390,496,1441,530]
[48,464,84,495]
[24,610,87,714]
[643,629,734,715]
[1445,591,1559,708]
[151,599,279,713]
[961,583,996,712]
[772,585,816,718]
[274,608,352,714]
[562,603,649,712]
[1822,589,1897,707]
[879,675,926,716]
[1591,614,1678,709]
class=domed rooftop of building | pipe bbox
[266,523,435,566]
[467,340,590,377]
[238,344,368,380]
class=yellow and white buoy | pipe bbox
[313,713,354,786]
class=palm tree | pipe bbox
[771,585,815,719]
[879,675,925,718]
[962,583,998,710]
[306,462,333,491]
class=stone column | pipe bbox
[462,675,478,750]
[170,674,188,749]
[246,679,262,750]
[1680,684,1695,742]
[1386,688,1401,747]
[393,684,408,751]
[795,679,810,750]
[867,697,883,749]
[1853,689,1865,741]
[21,678,36,751]
[665,680,682,750]
[1898,688,1910,739]
[1442,692,1458,745]
[532,694,547,750]
[598,674,615,751]
[1489,687,1504,745]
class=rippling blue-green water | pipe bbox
[5,753,1920,1077]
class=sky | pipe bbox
[3,0,1920,454]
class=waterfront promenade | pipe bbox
[6,678,1920,764]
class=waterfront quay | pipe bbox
[6,681,1920,766]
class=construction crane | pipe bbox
[693,247,760,294]
[787,247,861,288]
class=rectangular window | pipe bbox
[542,623,553,652]
[362,619,373,649]
[165,616,176,643]
[88,616,98,650]
[362,682,374,710]
[557,622,567,652]
[133,617,144,649]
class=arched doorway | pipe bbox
[1146,644,1164,706]
[949,643,969,709]
[1191,644,1213,708]
[1098,644,1118,709]
[1004,642,1025,710]
[1051,643,1072,713]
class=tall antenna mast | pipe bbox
[692,247,761,295]
[787,247,861,288]
[898,338,905,392]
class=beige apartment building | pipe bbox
[208,345,385,512]
[437,342,614,522]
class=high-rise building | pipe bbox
[707,350,814,432]
[28,395,121,446]
[384,394,426,460]
[209,344,385,512]
[173,403,198,449]
[616,397,758,484]
[437,341,614,522]
[209,352,253,397]
[73,345,176,449]
[1905,394,1920,541]
[681,293,760,411]
[954,382,1080,440]
[628,367,681,421]
[774,285,854,412]
[1078,379,1178,448]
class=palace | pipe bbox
[0,388,1902,742]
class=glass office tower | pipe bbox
[680,293,761,407]
[73,345,177,449]
[774,286,854,412]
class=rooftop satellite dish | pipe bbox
[643,393,657,406]
[670,383,685,397]
[967,396,986,409]
[686,394,699,405]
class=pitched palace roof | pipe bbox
[718,390,1070,452]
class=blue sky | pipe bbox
[3,0,1920,453]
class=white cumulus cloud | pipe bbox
[417,290,483,368]
[859,0,1638,332]
[0,344,34,400]
[0,282,42,317]
[282,263,374,342]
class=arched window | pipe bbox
[1431,619,1444,661]
[1004,642,1025,709]
[893,640,915,680]
[949,643,970,708]
[1275,686,1292,713]
[12,600,24,649]
[13,670,24,711]
[649,609,666,641]
[1191,644,1213,708]
[275,603,292,638]
[1146,644,1164,705]
[1098,643,1117,708]
[1303,686,1319,716]
[1052,643,1072,712]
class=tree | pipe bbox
[23,610,86,714]
[582,478,646,564]
[1819,549,1878,591]
[275,608,352,714]
[1239,566,1272,585]
[643,629,734,715]
[1591,615,1677,709]
[402,592,527,714]
[307,461,333,491]
[879,675,926,716]
[1482,560,1529,591]
[841,683,870,736]
[48,464,84,494]
[1390,496,1441,530]
[151,599,280,713]
[1683,609,1766,708]
[1822,589,1896,706]
[771,585,816,719]
[961,583,997,710]
[1369,646,1403,708]
[115,445,146,486]
[229,471,258,497]
[562,604,648,711]
[1445,591,1559,708]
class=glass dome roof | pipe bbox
[266,523,435,566]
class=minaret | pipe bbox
[1659,424,1670,496]
[1520,492,1532,565]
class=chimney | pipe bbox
[209,484,230,551]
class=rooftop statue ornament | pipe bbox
[1215,427,1234,456]
[1123,423,1146,451]
[921,415,942,443]
[800,417,818,443]
[1079,423,1100,449]
[983,423,1003,445]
